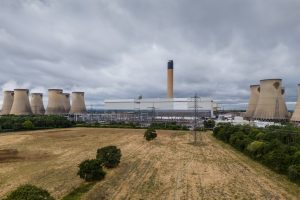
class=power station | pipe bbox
[2,60,300,125]
[104,60,217,118]
[0,88,86,116]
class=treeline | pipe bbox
[0,115,72,132]
[149,122,188,130]
[213,123,300,183]
[76,121,189,130]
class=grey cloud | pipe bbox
[0,0,300,109]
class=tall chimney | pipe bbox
[167,60,174,98]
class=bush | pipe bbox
[77,159,106,181]
[204,119,215,129]
[22,120,35,130]
[144,128,157,141]
[96,146,122,168]
[288,165,300,182]
[4,184,54,200]
[246,141,266,158]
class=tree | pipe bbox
[22,120,34,130]
[77,159,106,181]
[288,165,300,182]
[144,128,157,141]
[96,146,122,168]
[204,119,215,129]
[4,184,54,200]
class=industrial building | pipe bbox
[10,89,32,115]
[245,79,290,121]
[244,85,260,119]
[291,84,300,122]
[104,60,217,118]
[70,92,87,114]
[46,89,65,115]
[30,93,45,115]
[1,91,14,115]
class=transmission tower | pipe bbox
[192,93,201,144]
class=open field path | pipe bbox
[0,128,299,199]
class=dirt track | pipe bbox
[0,128,299,199]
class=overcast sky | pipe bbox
[0,0,300,109]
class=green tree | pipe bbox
[144,128,157,141]
[4,184,54,200]
[77,159,106,181]
[22,120,34,130]
[204,119,215,129]
[246,141,266,158]
[96,146,122,168]
[288,165,300,182]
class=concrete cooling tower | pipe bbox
[46,89,65,115]
[62,93,71,113]
[253,79,289,121]
[244,85,260,119]
[70,92,87,114]
[10,89,32,115]
[291,84,300,122]
[1,91,14,115]
[30,93,45,115]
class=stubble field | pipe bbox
[0,128,299,199]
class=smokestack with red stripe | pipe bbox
[167,60,174,98]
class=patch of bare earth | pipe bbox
[0,128,299,199]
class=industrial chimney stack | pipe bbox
[10,89,32,115]
[70,92,87,114]
[46,89,65,115]
[30,93,45,115]
[167,60,174,98]
[244,85,260,119]
[1,91,14,115]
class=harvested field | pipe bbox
[0,128,299,200]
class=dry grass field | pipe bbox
[0,128,300,200]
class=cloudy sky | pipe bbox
[0,0,300,109]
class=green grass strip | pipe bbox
[62,182,96,200]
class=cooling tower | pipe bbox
[70,92,87,114]
[253,79,289,121]
[291,84,300,122]
[244,85,260,119]
[30,93,45,115]
[45,89,65,115]
[10,89,32,115]
[1,91,14,115]
[167,60,174,98]
[62,93,71,113]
